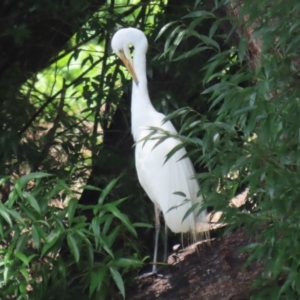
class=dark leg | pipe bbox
[163,223,168,263]
[152,202,160,273]
[136,202,163,279]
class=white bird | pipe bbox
[111,28,208,273]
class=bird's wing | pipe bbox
[135,119,207,234]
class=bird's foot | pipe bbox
[136,271,164,280]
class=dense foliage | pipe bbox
[161,1,300,299]
[1,0,300,299]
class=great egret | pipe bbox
[111,28,208,273]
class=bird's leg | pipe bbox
[163,223,168,263]
[137,202,168,279]
[152,202,160,274]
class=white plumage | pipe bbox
[135,116,205,233]
[111,28,208,272]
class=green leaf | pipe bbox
[182,203,200,222]
[15,252,37,267]
[102,215,114,235]
[19,267,29,282]
[19,172,52,185]
[98,177,120,204]
[81,54,94,68]
[55,179,73,194]
[104,204,137,237]
[132,222,153,228]
[92,217,100,238]
[173,191,186,197]
[16,232,30,252]
[75,229,92,247]
[238,37,248,64]
[164,143,186,164]
[209,19,220,38]
[67,233,80,262]
[233,105,257,115]
[32,224,40,249]
[110,267,125,298]
[214,122,236,133]
[155,21,179,41]
[0,176,10,185]
[89,267,107,297]
[106,225,120,248]
[3,266,9,284]
[22,191,41,214]
[81,185,102,192]
[195,34,219,50]
[182,10,215,19]
[6,208,25,225]
[152,135,169,151]
[19,203,37,221]
[14,181,23,200]
[99,233,114,258]
[41,230,61,256]
[67,198,78,224]
[167,201,189,213]
[112,258,143,268]
[0,205,12,226]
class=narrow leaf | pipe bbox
[183,10,215,19]
[89,267,107,297]
[6,208,25,225]
[32,224,40,249]
[19,172,52,185]
[0,205,12,226]
[67,233,80,262]
[23,192,41,214]
[110,267,125,298]
[104,204,137,237]
[67,198,78,224]
[98,177,120,204]
[182,203,200,222]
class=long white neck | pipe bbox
[131,44,156,141]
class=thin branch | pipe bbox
[31,79,66,172]
[47,30,103,66]
[19,57,103,136]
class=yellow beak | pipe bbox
[119,50,139,85]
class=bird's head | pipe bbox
[111,28,148,85]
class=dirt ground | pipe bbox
[128,227,263,300]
